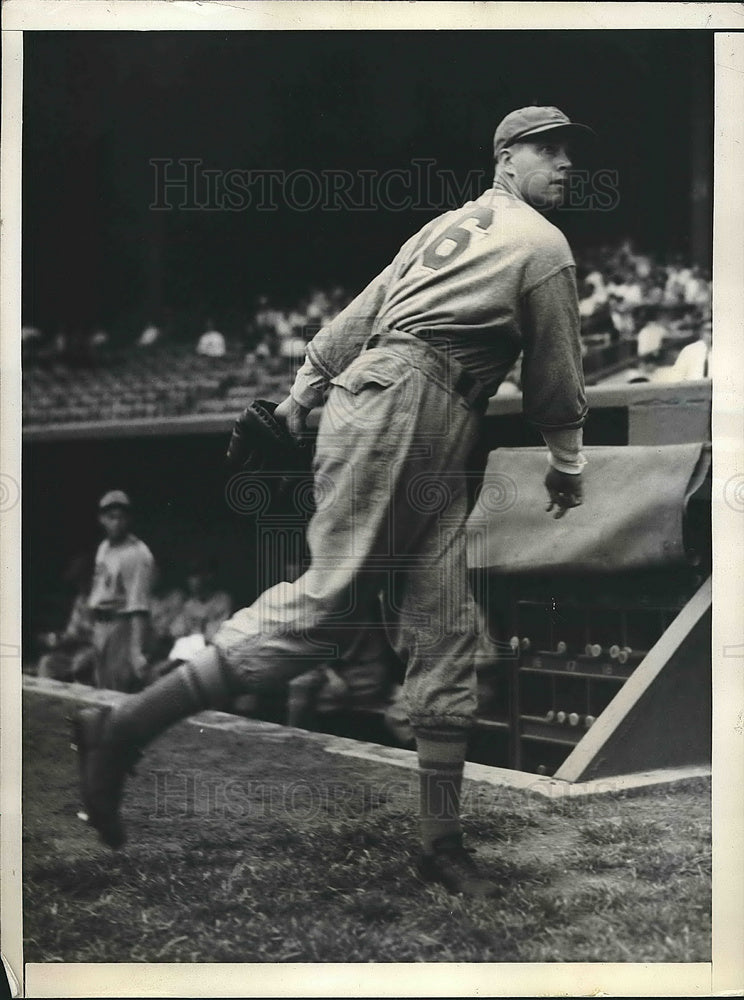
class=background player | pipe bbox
[74,106,591,899]
[88,490,156,692]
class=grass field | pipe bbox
[23,690,711,964]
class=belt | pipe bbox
[91,608,120,622]
[452,368,491,416]
[366,329,491,416]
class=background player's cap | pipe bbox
[99,489,131,511]
[493,106,594,157]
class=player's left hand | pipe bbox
[544,467,583,519]
[274,395,311,442]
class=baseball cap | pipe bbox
[493,106,594,157]
[99,489,131,511]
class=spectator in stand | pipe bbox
[604,269,626,302]
[605,264,643,310]
[607,292,633,341]
[636,306,670,360]
[664,256,691,305]
[87,328,110,366]
[683,266,711,308]
[21,325,43,362]
[304,288,328,330]
[253,334,274,363]
[568,240,711,386]
[583,262,607,298]
[652,319,712,384]
[243,287,351,371]
[253,296,279,353]
[287,302,307,337]
[633,252,652,281]
[578,279,598,319]
[90,329,109,349]
[88,491,156,692]
[37,554,97,685]
[271,306,293,361]
[138,324,162,348]
[280,324,308,372]
[243,302,266,357]
[197,319,227,358]
[620,274,643,308]
[578,277,617,339]
[669,304,704,338]
[640,276,664,306]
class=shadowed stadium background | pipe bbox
[23,30,712,336]
[22,30,712,648]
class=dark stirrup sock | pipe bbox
[414,726,468,854]
[109,645,235,750]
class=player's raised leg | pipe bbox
[72,353,432,849]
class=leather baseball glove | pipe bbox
[226,399,313,474]
[225,399,314,517]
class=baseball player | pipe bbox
[88,491,156,692]
[74,106,591,899]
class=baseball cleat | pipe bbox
[415,833,501,899]
[69,706,141,850]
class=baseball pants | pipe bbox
[214,331,484,730]
[92,617,145,693]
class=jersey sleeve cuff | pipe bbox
[290,359,329,410]
[542,426,587,475]
[547,452,587,475]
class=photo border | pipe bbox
[2,4,742,997]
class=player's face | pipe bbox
[508,138,573,210]
[99,507,130,542]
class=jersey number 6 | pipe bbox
[421,205,494,271]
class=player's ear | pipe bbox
[496,146,515,177]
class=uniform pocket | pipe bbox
[330,352,410,395]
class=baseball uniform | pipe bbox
[88,533,155,691]
[76,107,592,892]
